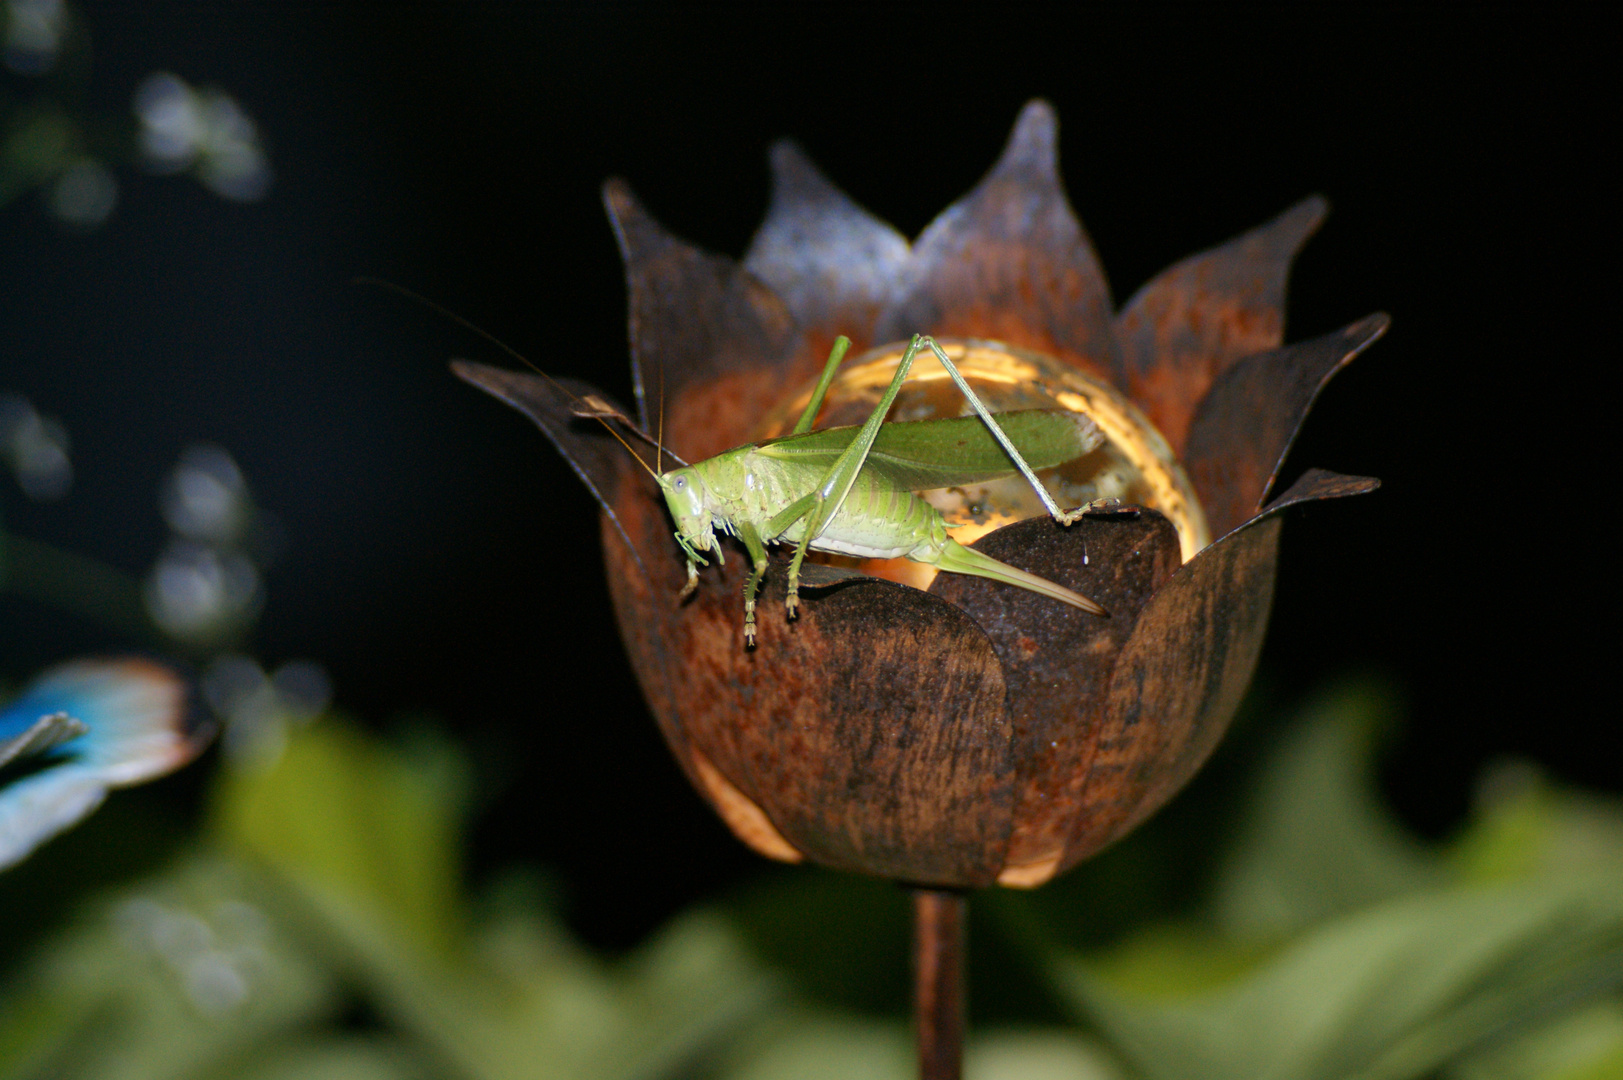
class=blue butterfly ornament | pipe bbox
[0,659,208,870]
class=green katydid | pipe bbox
[456,329,1113,647]
[642,333,1110,646]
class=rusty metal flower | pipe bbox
[456,100,1384,891]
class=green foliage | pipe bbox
[1045,682,1623,1080]
[3,683,1621,1079]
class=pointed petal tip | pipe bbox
[761,138,841,206]
[449,358,519,403]
[999,99,1060,174]
[767,137,810,175]
[601,177,662,253]
[1259,468,1382,517]
[1015,98,1058,138]
[600,175,635,214]
[1270,194,1330,254]
[1290,193,1331,230]
[1351,311,1392,344]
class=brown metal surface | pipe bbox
[1064,514,1283,868]
[602,179,805,460]
[1060,466,1381,869]
[913,889,966,1080]
[1183,314,1389,537]
[603,458,1018,887]
[931,511,1181,877]
[1115,196,1328,452]
[457,99,1387,889]
[872,100,1121,383]
[743,140,909,359]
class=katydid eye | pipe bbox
[674,477,686,489]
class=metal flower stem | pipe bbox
[912,887,966,1080]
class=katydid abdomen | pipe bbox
[730,447,951,561]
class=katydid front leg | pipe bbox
[737,522,771,647]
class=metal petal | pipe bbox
[874,100,1120,381]
[602,179,804,461]
[602,478,1018,888]
[450,362,652,579]
[1115,197,1328,452]
[1062,513,1283,870]
[1182,314,1389,537]
[1057,468,1378,871]
[1261,466,1381,513]
[927,511,1183,884]
[743,140,910,355]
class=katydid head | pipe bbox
[658,467,716,563]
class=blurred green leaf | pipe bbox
[1210,681,1441,941]
[1446,999,1623,1080]
[208,718,777,1080]
[1060,876,1623,1080]
[12,683,1619,1080]
[212,720,463,958]
[717,1018,1127,1080]
[229,1038,430,1080]
[0,857,341,1080]
[1451,762,1623,885]
[1045,684,1623,1080]
[717,1013,913,1080]
[964,1029,1127,1080]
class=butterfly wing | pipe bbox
[1,659,204,870]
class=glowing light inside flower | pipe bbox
[756,339,1211,593]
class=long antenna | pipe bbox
[656,358,666,475]
[359,277,686,476]
[357,277,540,373]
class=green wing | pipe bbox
[755,410,1102,490]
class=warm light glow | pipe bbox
[754,338,1211,590]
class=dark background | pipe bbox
[2,6,1614,948]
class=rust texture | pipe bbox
[454,98,1387,889]
[1183,314,1389,537]
[913,889,966,1080]
[743,140,910,360]
[872,102,1121,383]
[1115,196,1328,453]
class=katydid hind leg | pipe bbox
[922,337,1087,525]
[935,538,1108,617]
[784,335,927,619]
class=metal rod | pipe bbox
[912,887,966,1080]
